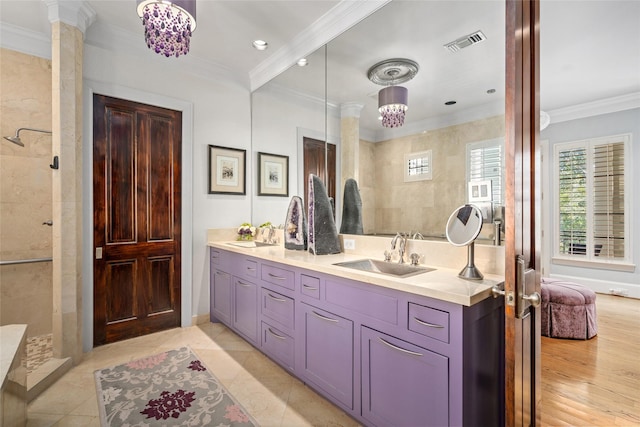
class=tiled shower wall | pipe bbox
[0,48,53,337]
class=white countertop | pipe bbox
[208,241,504,306]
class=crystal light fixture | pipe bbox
[367,59,419,128]
[137,0,197,58]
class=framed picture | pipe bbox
[258,152,289,197]
[468,180,492,202]
[208,145,246,194]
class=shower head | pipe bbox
[3,127,52,147]
[4,135,25,146]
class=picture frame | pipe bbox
[208,145,246,195]
[258,152,289,197]
[468,180,492,202]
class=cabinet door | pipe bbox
[361,326,449,427]
[210,269,232,326]
[301,304,353,409]
[233,278,258,344]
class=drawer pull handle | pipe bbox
[267,328,287,340]
[303,284,318,291]
[311,310,338,323]
[238,281,252,287]
[378,337,423,357]
[413,317,445,329]
[246,266,256,271]
[268,272,286,280]
[267,293,287,303]
[215,271,227,276]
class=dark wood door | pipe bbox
[93,94,182,346]
[504,0,542,425]
[303,137,336,211]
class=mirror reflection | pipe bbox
[252,1,506,243]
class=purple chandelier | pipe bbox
[137,0,197,58]
[367,59,419,128]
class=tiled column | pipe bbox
[46,0,95,364]
[340,103,364,190]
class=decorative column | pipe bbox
[46,0,95,363]
[340,102,364,190]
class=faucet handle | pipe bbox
[410,253,421,266]
[384,250,392,262]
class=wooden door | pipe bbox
[303,137,336,210]
[504,0,542,425]
[93,94,182,346]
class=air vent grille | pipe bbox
[444,30,487,53]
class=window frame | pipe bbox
[552,133,634,271]
[466,137,505,205]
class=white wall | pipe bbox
[81,42,252,349]
[541,108,640,298]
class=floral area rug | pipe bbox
[94,346,257,427]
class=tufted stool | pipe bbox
[541,278,597,339]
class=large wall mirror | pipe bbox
[251,1,506,242]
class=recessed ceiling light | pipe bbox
[297,58,308,67]
[445,100,457,105]
[252,40,268,51]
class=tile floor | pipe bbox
[26,322,361,427]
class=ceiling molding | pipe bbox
[249,0,391,92]
[44,0,96,35]
[0,22,52,59]
[547,92,640,124]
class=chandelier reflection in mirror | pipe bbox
[137,0,197,58]
[367,59,419,128]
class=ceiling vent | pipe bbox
[444,30,486,53]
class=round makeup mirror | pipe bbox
[446,204,484,280]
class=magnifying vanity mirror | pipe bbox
[446,204,484,280]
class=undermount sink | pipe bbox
[332,259,435,278]
[226,241,278,248]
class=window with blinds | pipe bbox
[467,139,503,204]
[554,135,629,261]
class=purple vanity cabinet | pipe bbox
[361,326,449,427]
[209,247,504,426]
[233,277,259,345]
[300,303,354,409]
[210,268,232,326]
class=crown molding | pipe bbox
[341,102,364,118]
[0,22,51,59]
[547,92,640,124]
[44,0,96,34]
[249,0,391,92]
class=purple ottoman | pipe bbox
[541,278,597,339]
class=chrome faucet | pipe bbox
[390,232,408,264]
[412,231,425,240]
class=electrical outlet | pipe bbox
[343,239,356,250]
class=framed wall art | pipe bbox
[208,145,246,195]
[258,152,289,197]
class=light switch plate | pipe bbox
[343,239,355,250]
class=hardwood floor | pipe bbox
[541,293,640,426]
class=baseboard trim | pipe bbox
[191,314,210,326]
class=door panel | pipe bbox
[303,137,336,210]
[94,94,182,346]
[505,0,541,425]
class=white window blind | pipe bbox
[467,139,503,204]
[555,135,629,261]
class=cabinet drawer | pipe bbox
[261,288,295,331]
[301,274,320,299]
[261,264,295,291]
[238,258,258,279]
[325,279,398,325]
[210,248,224,266]
[261,322,295,372]
[408,303,450,343]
